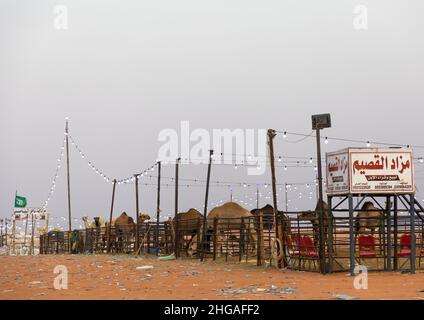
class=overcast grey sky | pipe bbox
[1,1,424,229]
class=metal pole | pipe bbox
[315,128,326,274]
[201,150,213,262]
[285,183,288,212]
[174,158,180,257]
[393,195,399,271]
[4,218,7,246]
[0,219,3,247]
[156,161,161,255]
[328,196,334,273]
[410,194,416,273]
[348,194,355,276]
[135,174,140,252]
[386,196,392,272]
[267,129,286,268]
[65,119,72,253]
[256,185,259,209]
[24,213,28,247]
[31,213,35,255]
[107,179,117,253]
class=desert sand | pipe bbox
[0,255,424,300]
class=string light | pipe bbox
[43,134,66,208]
[69,134,157,184]
[277,129,424,150]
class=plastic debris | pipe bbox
[158,253,176,261]
[136,265,154,271]
[335,295,359,300]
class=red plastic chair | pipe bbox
[399,234,411,257]
[358,235,377,258]
[290,234,303,256]
[302,236,318,258]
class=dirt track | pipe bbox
[1,255,424,300]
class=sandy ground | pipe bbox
[1,255,424,300]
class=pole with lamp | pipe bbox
[312,113,331,275]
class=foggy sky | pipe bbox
[1,0,424,229]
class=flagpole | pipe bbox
[65,118,72,253]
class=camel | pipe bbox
[82,216,108,252]
[250,204,291,232]
[82,216,106,229]
[188,202,257,257]
[298,200,330,247]
[251,205,275,230]
[170,208,203,254]
[356,201,383,235]
[112,212,151,253]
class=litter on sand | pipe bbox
[335,295,359,300]
[136,265,154,271]
[158,253,176,261]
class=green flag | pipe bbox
[15,195,27,208]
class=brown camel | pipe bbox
[251,204,275,230]
[170,208,203,253]
[189,202,257,256]
[356,201,383,235]
[298,200,330,246]
[113,212,150,253]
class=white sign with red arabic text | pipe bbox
[326,148,415,195]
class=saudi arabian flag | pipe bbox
[15,195,27,208]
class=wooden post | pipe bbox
[257,213,264,266]
[267,129,286,268]
[174,158,180,257]
[135,174,140,253]
[201,150,214,262]
[196,217,201,259]
[156,161,161,255]
[107,179,117,253]
[65,119,73,253]
[146,222,150,254]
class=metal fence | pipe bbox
[39,215,274,266]
[39,210,424,273]
[282,211,424,273]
